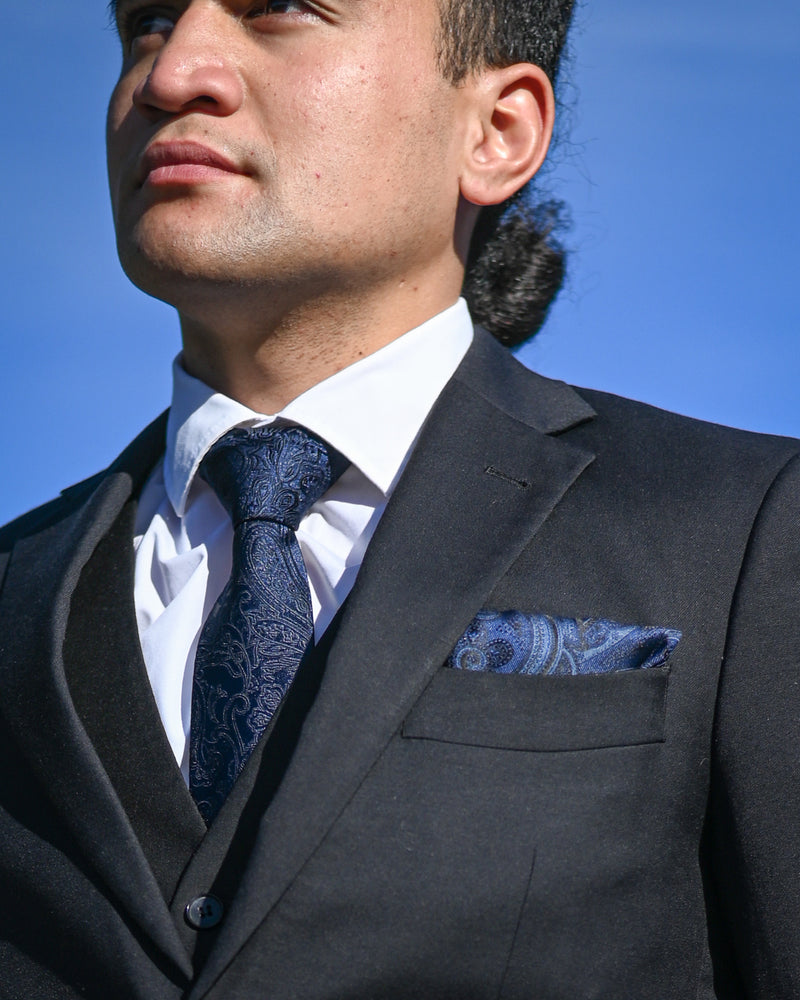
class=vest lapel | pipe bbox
[63,499,206,904]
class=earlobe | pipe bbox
[459,63,555,207]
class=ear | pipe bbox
[459,63,555,207]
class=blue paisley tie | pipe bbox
[189,425,335,824]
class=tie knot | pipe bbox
[200,425,333,530]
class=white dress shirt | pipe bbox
[133,299,474,779]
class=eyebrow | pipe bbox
[107,0,138,30]
[107,0,138,24]
[107,0,121,28]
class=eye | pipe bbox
[135,13,175,34]
[117,5,177,49]
[247,1,313,18]
[243,1,326,32]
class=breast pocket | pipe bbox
[401,665,670,751]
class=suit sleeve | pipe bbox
[708,453,800,998]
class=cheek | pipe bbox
[106,81,130,167]
[107,71,134,136]
[296,65,424,175]
[106,75,143,200]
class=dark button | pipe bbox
[185,895,224,930]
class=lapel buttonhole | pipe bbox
[484,465,531,490]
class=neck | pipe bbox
[178,274,463,413]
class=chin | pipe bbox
[119,214,241,289]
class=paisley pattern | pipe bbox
[190,426,333,824]
[448,610,681,676]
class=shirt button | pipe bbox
[185,895,225,930]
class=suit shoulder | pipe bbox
[0,472,106,554]
[0,409,168,555]
[572,384,800,475]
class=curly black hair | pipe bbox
[437,0,575,346]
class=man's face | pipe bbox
[107,0,473,311]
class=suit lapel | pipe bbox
[193,332,597,995]
[0,414,192,979]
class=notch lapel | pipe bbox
[0,414,191,979]
[193,333,597,995]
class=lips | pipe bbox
[138,141,246,187]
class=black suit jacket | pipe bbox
[1,330,799,999]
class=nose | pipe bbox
[132,3,244,121]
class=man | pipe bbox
[0,1,798,998]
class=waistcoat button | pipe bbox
[185,895,224,930]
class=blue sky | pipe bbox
[1,0,798,524]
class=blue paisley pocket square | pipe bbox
[448,610,681,676]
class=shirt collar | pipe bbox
[165,299,474,516]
